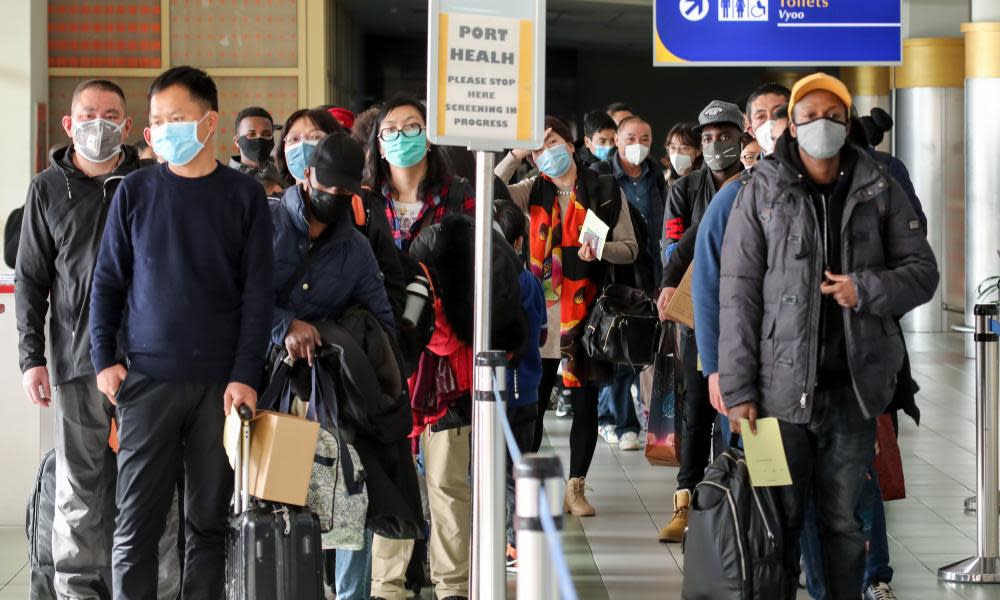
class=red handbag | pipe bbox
[873,414,905,501]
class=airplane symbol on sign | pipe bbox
[680,0,709,21]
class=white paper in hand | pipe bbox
[223,409,241,469]
[578,209,610,260]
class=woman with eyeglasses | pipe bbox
[495,116,639,518]
[275,108,342,188]
[365,94,476,600]
[662,121,704,188]
[364,95,475,251]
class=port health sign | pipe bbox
[428,0,546,151]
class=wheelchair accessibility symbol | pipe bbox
[718,0,768,22]
[679,0,710,22]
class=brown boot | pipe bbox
[658,489,690,543]
[563,477,596,517]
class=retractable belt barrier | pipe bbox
[939,304,1000,583]
[474,353,578,600]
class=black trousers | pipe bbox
[531,358,561,453]
[505,404,538,545]
[676,327,715,491]
[568,386,599,479]
[531,358,598,477]
[113,371,231,600]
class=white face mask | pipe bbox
[755,120,777,155]
[669,153,694,175]
[624,143,650,166]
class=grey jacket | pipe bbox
[718,142,938,424]
[16,144,140,385]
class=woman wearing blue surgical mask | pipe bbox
[495,116,638,518]
[275,108,342,188]
[364,95,475,251]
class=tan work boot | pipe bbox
[658,489,690,543]
[563,477,596,517]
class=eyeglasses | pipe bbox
[284,131,326,146]
[378,123,424,142]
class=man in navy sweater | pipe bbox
[89,66,273,600]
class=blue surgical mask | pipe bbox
[592,144,614,161]
[536,145,573,178]
[382,131,428,168]
[285,140,319,182]
[149,113,210,167]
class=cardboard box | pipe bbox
[665,262,695,329]
[247,410,320,507]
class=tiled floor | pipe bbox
[539,332,1000,599]
[3,332,999,599]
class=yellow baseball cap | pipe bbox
[788,73,853,118]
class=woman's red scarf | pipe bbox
[528,173,599,388]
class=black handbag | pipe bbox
[582,283,660,367]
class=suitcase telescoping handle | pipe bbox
[233,404,254,515]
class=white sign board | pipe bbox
[427,0,545,152]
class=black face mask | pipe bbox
[309,190,354,224]
[236,136,275,165]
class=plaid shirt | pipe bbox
[382,176,476,251]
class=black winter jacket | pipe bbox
[16,145,141,385]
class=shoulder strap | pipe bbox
[352,193,368,231]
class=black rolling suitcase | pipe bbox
[226,405,324,600]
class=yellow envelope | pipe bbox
[740,417,793,487]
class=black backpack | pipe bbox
[26,448,117,600]
[681,441,793,600]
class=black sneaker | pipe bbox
[863,581,898,600]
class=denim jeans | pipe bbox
[802,467,893,598]
[778,386,877,600]
[333,529,373,600]
[597,365,641,438]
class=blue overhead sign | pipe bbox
[654,0,902,66]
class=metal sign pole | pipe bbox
[940,303,1000,583]
[470,150,507,599]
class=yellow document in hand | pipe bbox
[740,417,793,487]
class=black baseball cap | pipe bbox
[307,132,364,195]
[694,100,745,133]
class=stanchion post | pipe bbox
[469,145,505,600]
[940,303,1000,583]
[516,454,564,600]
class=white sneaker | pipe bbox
[619,431,640,451]
[598,424,619,444]
[555,394,573,418]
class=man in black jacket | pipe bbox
[16,80,182,599]
[657,100,745,543]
